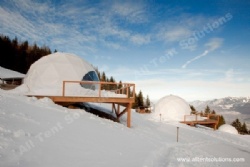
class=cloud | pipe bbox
[0,7,37,40]
[111,1,148,23]
[130,34,151,45]
[97,24,130,40]
[156,14,214,44]
[205,38,224,51]
[11,0,50,14]
[182,38,224,68]
[182,50,209,69]
[159,27,191,42]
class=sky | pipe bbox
[0,0,250,102]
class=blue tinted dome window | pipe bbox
[82,71,99,81]
[81,71,99,90]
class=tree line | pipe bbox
[0,35,151,109]
[0,35,52,74]
[231,118,249,135]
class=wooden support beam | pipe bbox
[112,103,116,114]
[117,105,120,116]
[127,103,132,128]
[112,103,120,118]
[117,108,127,119]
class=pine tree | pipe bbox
[146,95,150,107]
[101,72,106,82]
[137,90,144,107]
[109,76,117,90]
[190,105,197,114]
[231,118,242,133]
[118,80,122,89]
[204,105,211,115]
[132,92,138,109]
[100,72,107,89]
[241,122,248,134]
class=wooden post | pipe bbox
[62,81,65,96]
[132,84,135,98]
[112,103,115,113]
[127,103,132,128]
[126,85,129,97]
[117,105,120,115]
[99,82,101,97]
[177,127,179,142]
[214,124,217,130]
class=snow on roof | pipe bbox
[218,124,238,135]
[0,66,25,80]
[151,95,191,122]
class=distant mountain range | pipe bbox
[190,97,250,127]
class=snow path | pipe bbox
[0,89,249,167]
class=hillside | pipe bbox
[1,89,250,167]
[190,97,250,128]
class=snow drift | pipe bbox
[218,124,238,135]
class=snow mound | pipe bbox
[23,52,99,95]
[218,124,238,135]
[152,95,191,122]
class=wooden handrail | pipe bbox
[183,113,220,123]
[62,80,135,98]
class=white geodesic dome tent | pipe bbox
[23,52,99,95]
[218,124,238,135]
[152,95,191,122]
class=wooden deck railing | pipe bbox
[182,114,220,130]
[62,81,135,99]
[184,113,220,123]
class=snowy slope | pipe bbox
[1,89,250,167]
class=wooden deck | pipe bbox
[29,81,135,128]
[180,114,220,130]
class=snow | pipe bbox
[1,89,250,167]
[151,95,191,122]
[218,124,238,135]
[0,66,25,79]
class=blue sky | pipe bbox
[1,0,250,102]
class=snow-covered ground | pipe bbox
[1,89,250,167]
